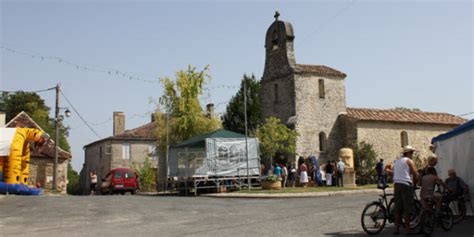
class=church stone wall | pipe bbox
[260,75,295,124]
[294,74,346,162]
[356,121,456,165]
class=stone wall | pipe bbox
[355,121,457,165]
[294,74,346,163]
[110,141,156,169]
[260,75,296,124]
[29,156,68,194]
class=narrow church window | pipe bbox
[319,132,327,152]
[319,79,325,98]
[272,30,279,50]
[401,131,409,147]
[274,83,279,103]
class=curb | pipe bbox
[201,188,394,199]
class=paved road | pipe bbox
[0,194,472,237]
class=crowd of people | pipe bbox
[262,156,347,188]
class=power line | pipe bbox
[59,89,101,138]
[0,86,56,94]
[457,112,474,117]
[300,0,357,45]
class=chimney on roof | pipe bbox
[206,103,214,118]
[0,111,5,127]
[113,112,125,136]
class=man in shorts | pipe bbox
[390,146,418,235]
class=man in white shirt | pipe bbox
[389,146,418,235]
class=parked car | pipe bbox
[101,168,140,195]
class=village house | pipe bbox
[80,112,158,194]
[1,111,71,194]
[260,13,466,165]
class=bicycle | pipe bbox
[420,193,453,236]
[361,184,422,235]
[445,193,467,224]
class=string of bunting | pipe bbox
[1,45,160,84]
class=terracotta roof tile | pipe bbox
[345,108,466,126]
[6,111,71,159]
[294,64,347,78]
[113,122,157,139]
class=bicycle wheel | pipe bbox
[440,205,453,231]
[361,202,387,235]
[411,200,423,229]
[448,199,466,224]
[421,212,435,237]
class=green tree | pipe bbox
[255,117,298,164]
[67,162,81,195]
[222,74,261,134]
[154,65,222,150]
[354,141,378,184]
[134,157,156,192]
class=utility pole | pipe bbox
[53,84,59,190]
[244,81,250,191]
[165,112,170,192]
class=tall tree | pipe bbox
[154,65,221,150]
[222,74,261,134]
[256,117,298,165]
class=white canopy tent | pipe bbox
[432,119,473,215]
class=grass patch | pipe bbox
[235,184,378,194]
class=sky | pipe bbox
[1,0,472,172]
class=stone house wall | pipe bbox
[29,156,68,194]
[355,121,457,165]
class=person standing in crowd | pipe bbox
[336,158,345,187]
[325,160,334,186]
[90,171,98,195]
[320,164,326,186]
[289,164,297,188]
[274,163,282,178]
[389,146,418,235]
[299,162,308,188]
[376,159,386,186]
[281,164,288,188]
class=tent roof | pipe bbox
[172,129,246,148]
[432,119,474,143]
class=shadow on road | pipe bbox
[325,216,474,237]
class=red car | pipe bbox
[101,168,140,195]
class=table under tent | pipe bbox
[168,129,260,195]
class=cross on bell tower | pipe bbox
[274,11,280,21]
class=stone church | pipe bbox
[260,13,466,165]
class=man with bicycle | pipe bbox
[391,146,418,235]
[445,169,469,201]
